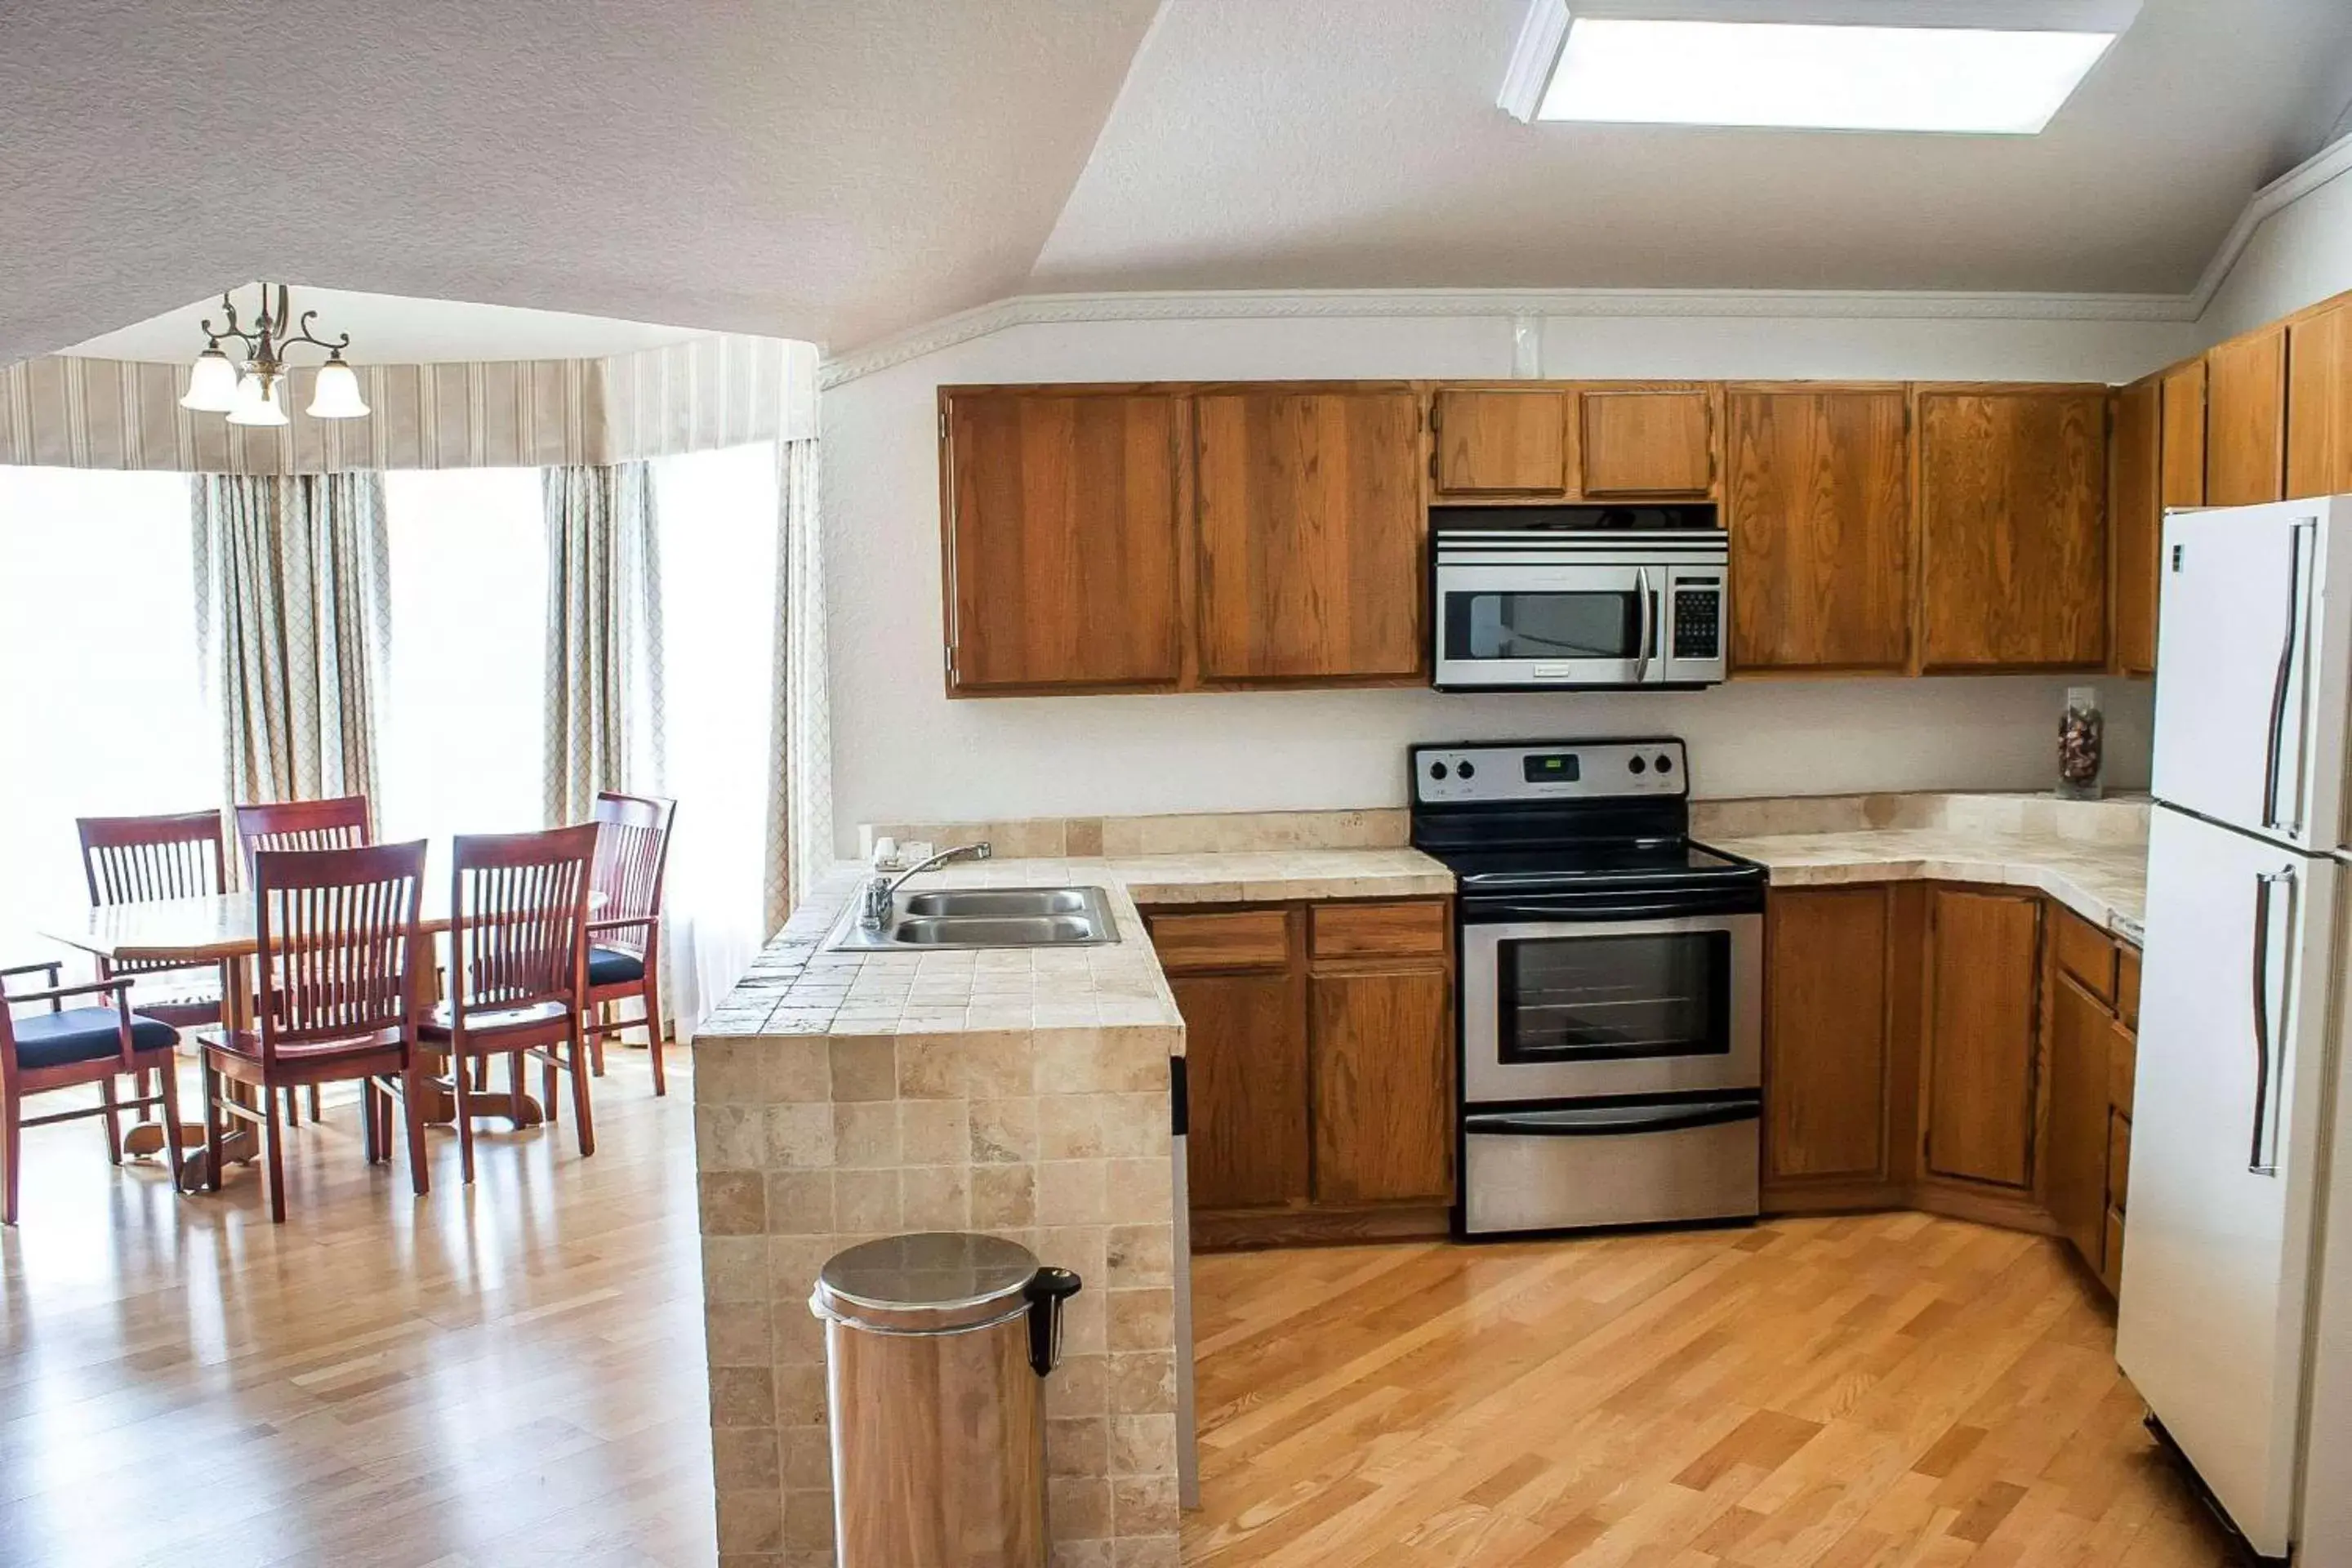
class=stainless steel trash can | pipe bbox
[810,1232,1082,1568]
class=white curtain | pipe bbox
[379,468,548,843]
[765,437,832,934]
[650,443,779,1034]
[0,467,219,956]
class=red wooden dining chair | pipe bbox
[233,795,373,1122]
[417,824,599,1183]
[196,841,431,1223]
[585,791,675,1095]
[77,809,228,1128]
[0,960,184,1224]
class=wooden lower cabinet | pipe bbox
[1762,882,2142,1289]
[1147,898,1454,1249]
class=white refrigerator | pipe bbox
[2118,495,2352,1564]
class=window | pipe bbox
[651,443,778,1034]
[0,467,220,953]
[380,468,547,845]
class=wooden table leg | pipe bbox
[179,956,259,1192]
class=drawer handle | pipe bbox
[1465,1098,1757,1138]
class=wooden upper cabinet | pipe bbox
[1922,887,2043,1192]
[2207,326,2287,506]
[2110,376,2162,678]
[941,389,1183,693]
[1579,386,1715,496]
[1913,387,2108,672]
[1431,388,1570,497]
[1193,386,1426,682]
[2287,303,2352,500]
[2160,359,2208,509]
[1723,386,1910,672]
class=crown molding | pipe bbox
[2187,130,2352,315]
[819,283,2196,386]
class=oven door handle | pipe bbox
[1465,1099,1759,1138]
[1465,898,1756,923]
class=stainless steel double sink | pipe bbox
[826,886,1121,951]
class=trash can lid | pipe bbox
[812,1232,1040,1334]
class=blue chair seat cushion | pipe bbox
[588,946,645,987]
[12,1007,179,1071]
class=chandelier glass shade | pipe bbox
[181,283,369,421]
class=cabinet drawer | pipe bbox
[2054,907,2118,1006]
[2107,1111,2132,1212]
[1149,910,1292,973]
[1310,901,1449,960]
[2117,944,2140,1031]
[2109,1022,2137,1116]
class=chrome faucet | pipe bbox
[857,840,993,930]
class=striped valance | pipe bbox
[0,335,816,474]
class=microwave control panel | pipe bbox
[1672,582,1722,662]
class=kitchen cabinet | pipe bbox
[1921,886,2042,1191]
[2161,359,2208,509]
[2110,374,2162,677]
[1147,897,1454,1249]
[1723,386,1911,672]
[1192,385,1427,682]
[941,387,1185,693]
[2288,301,2352,500]
[2207,325,2287,506]
[1579,385,1715,496]
[1431,386,1570,497]
[2046,969,2113,1266]
[1762,886,1901,1197]
[1913,386,2108,672]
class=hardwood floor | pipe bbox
[1185,1217,2234,1566]
[5,1061,2230,1567]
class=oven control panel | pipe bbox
[1412,739,1688,804]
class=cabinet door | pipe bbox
[2110,376,2161,678]
[1915,389,2107,671]
[2160,360,2207,510]
[1169,969,1307,1210]
[1194,388,1425,681]
[2207,327,2287,506]
[2287,304,2352,501]
[942,390,1183,692]
[1922,887,2043,1190]
[1432,388,1570,496]
[1309,967,1452,1205]
[2047,972,2114,1268]
[1763,887,1891,1183]
[1725,388,1910,671]
[1580,387,1714,496]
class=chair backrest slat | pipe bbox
[253,841,424,1058]
[77,811,229,978]
[452,824,597,1020]
[589,792,675,958]
[235,796,372,883]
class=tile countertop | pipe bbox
[693,847,1453,1042]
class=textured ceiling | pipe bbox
[0,0,1161,367]
[1028,0,2352,297]
[62,284,713,364]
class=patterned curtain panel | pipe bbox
[543,462,665,824]
[764,438,834,935]
[191,473,391,828]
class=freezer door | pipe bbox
[2116,807,2340,1558]
[2152,499,2352,853]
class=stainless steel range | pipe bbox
[1410,738,1766,1238]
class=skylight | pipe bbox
[1499,1,2141,136]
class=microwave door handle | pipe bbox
[1634,567,1654,683]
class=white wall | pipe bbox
[820,310,2189,853]
[2204,146,2352,341]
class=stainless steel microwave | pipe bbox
[1432,506,1729,691]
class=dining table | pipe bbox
[41,876,579,1192]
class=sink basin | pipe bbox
[901,889,1095,918]
[826,885,1120,951]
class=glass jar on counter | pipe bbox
[2058,685,2105,800]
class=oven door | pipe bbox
[1461,912,1762,1104]
[1433,561,1660,688]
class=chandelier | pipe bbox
[179,283,370,427]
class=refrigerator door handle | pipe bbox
[2262,520,2314,835]
[2249,866,2296,1177]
